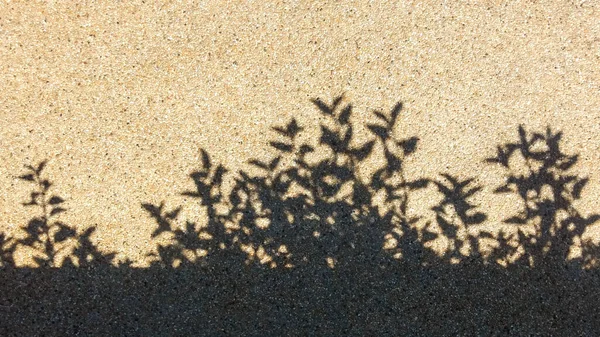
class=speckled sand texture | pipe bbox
[1,1,599,266]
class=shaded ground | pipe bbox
[2,262,600,336]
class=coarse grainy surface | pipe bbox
[1,1,600,336]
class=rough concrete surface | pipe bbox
[1,1,600,335]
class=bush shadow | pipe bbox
[2,97,600,336]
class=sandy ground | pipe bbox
[1,1,599,266]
